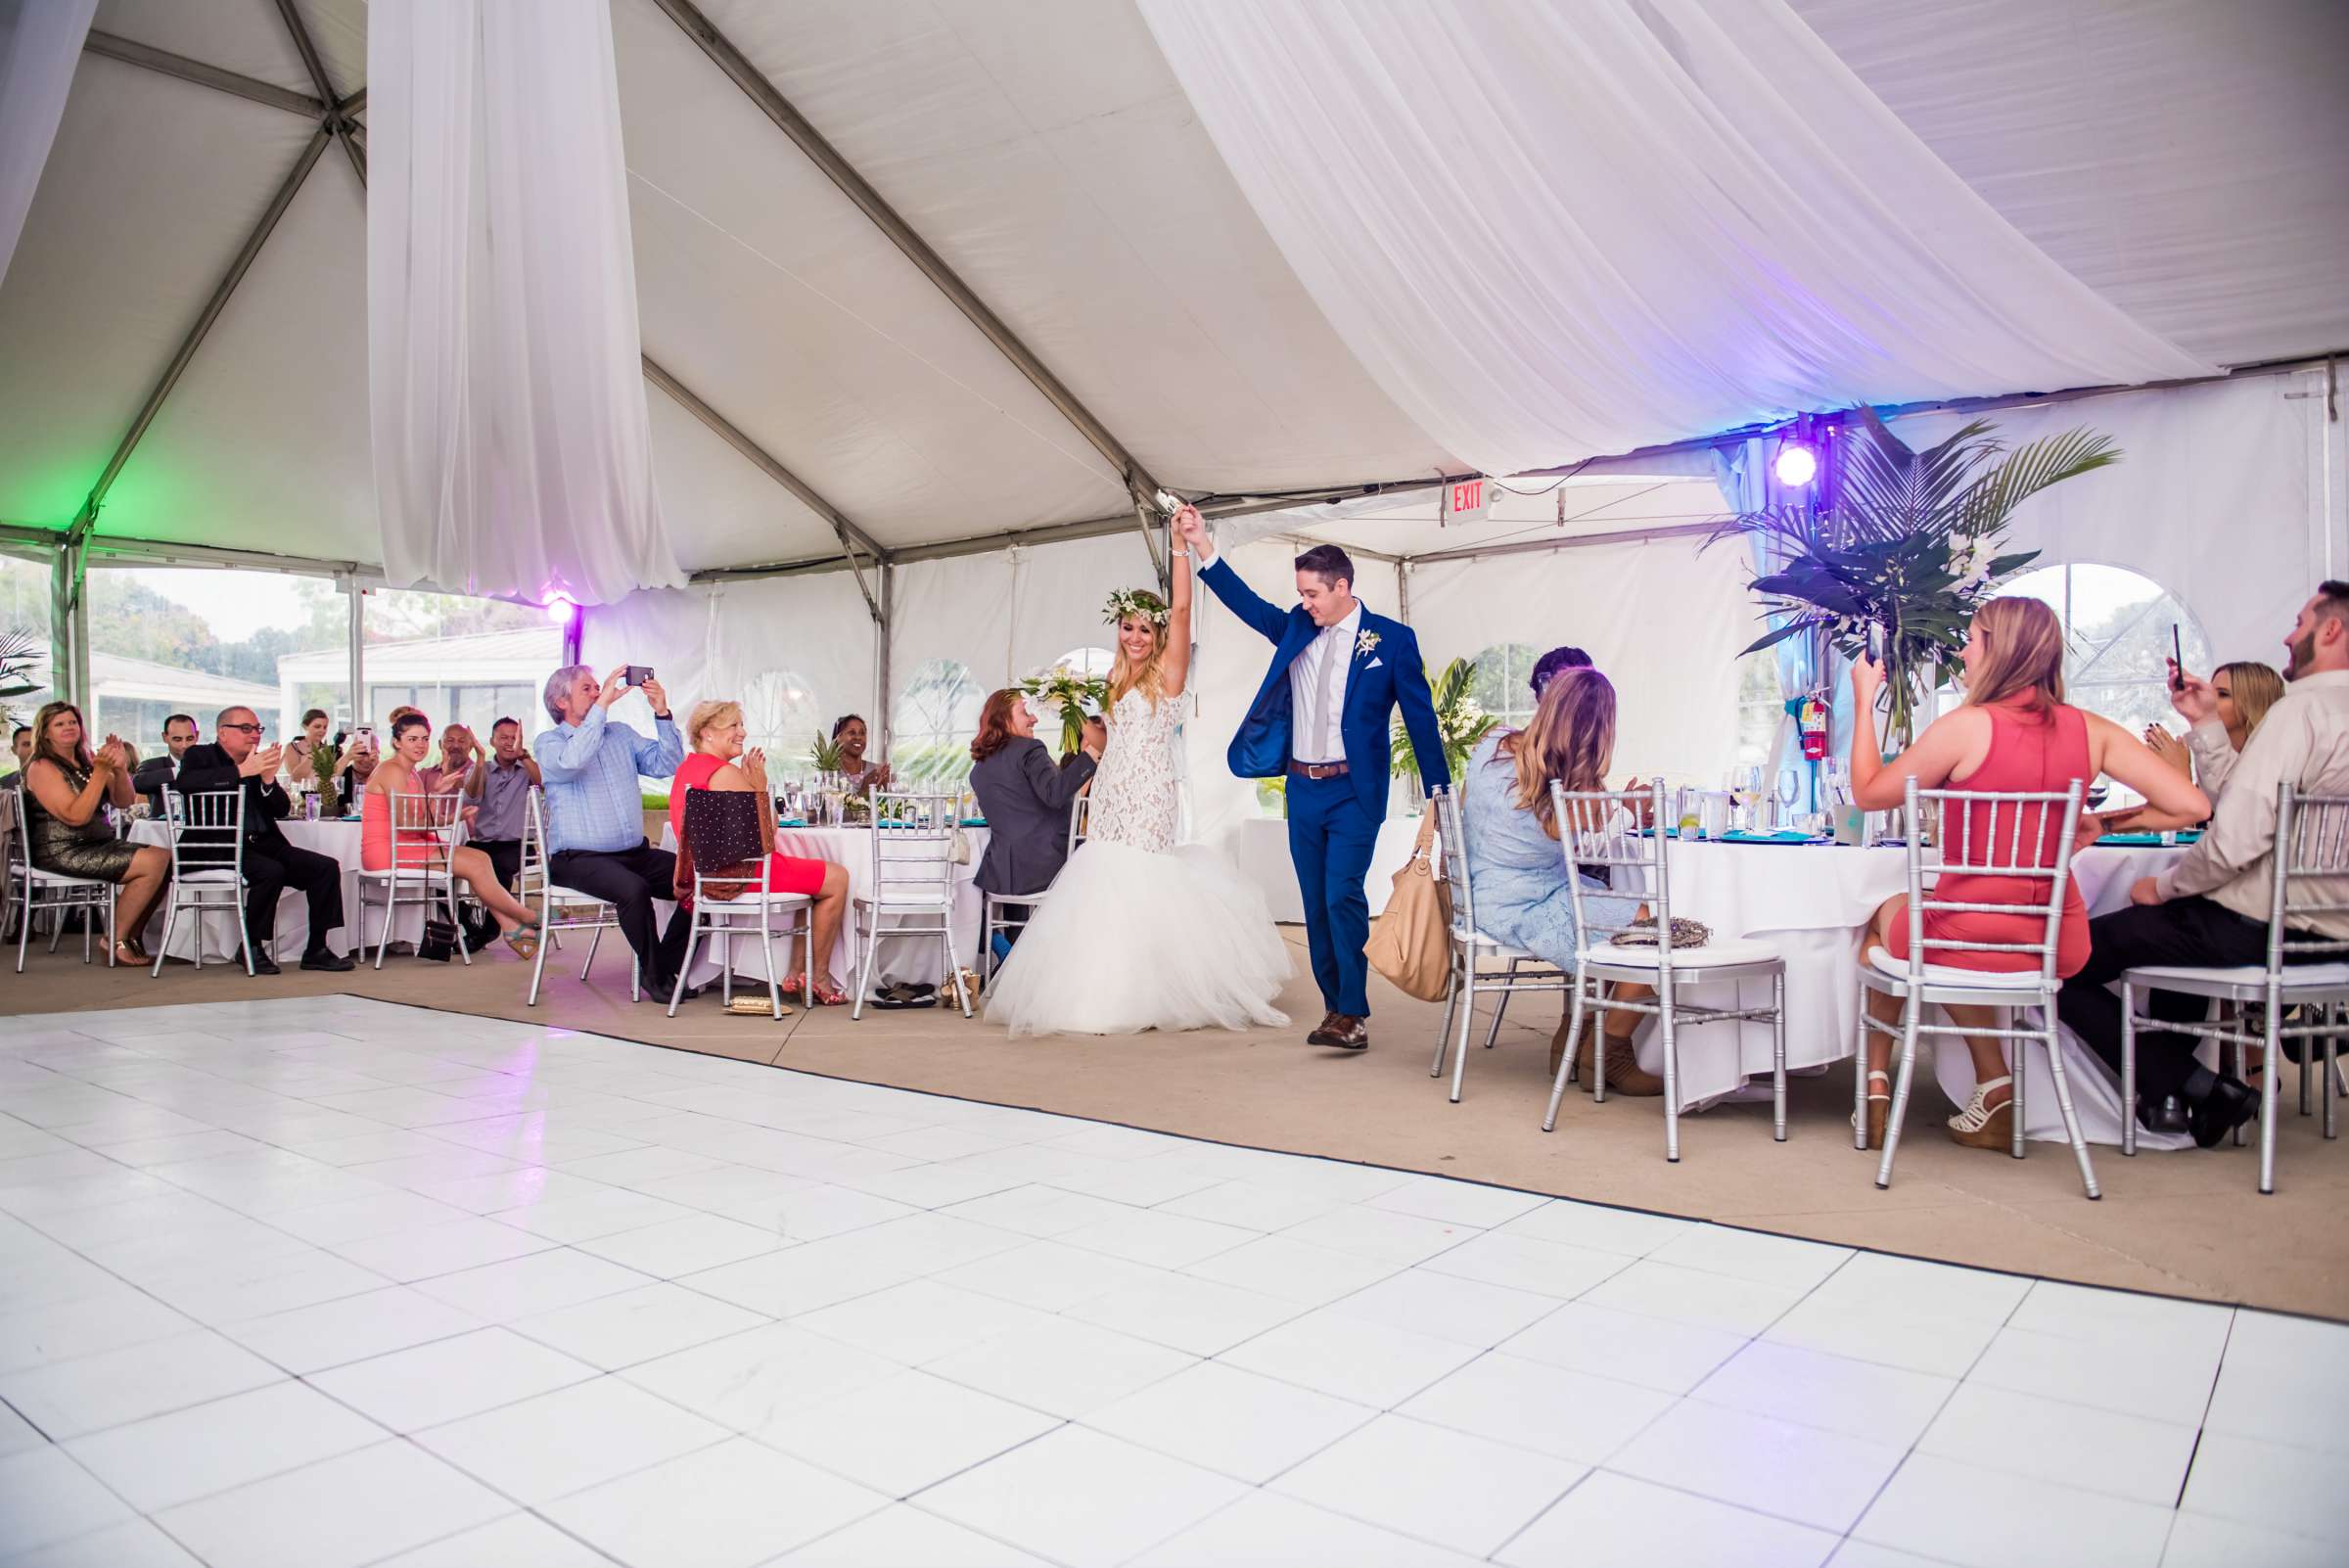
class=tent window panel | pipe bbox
[742,670,825,779]
[83,566,348,747]
[1469,641,1541,729]
[1989,565,2212,744]
[893,658,985,785]
[1735,651,1782,768]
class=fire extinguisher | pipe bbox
[1798,694,1830,761]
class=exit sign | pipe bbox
[1441,475,1491,527]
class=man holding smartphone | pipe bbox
[533,665,693,998]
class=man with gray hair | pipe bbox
[533,665,691,997]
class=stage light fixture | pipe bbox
[1773,442,1818,488]
[542,594,576,625]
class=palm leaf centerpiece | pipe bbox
[1392,656,1497,786]
[0,627,41,732]
[1711,410,2120,744]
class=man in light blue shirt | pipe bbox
[534,665,690,995]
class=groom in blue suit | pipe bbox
[1176,510,1448,1050]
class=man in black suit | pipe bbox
[174,706,353,974]
[131,714,200,810]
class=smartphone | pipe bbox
[2168,625,2184,690]
[623,665,654,688]
[351,725,376,754]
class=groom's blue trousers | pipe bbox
[1286,771,1379,1018]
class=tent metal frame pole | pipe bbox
[270,0,366,185]
[82,31,325,117]
[65,125,333,548]
[344,576,366,728]
[648,0,1169,513]
[875,563,895,757]
[640,355,889,620]
[1407,520,1719,567]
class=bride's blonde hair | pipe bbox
[1106,610,1170,718]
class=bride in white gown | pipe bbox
[987,526,1291,1038]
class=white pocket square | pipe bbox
[1365,658,1384,669]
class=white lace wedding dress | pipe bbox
[987,688,1290,1038]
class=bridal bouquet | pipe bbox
[1712,410,2119,744]
[1021,667,1110,758]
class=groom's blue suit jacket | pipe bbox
[1199,556,1451,819]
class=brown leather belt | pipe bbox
[1290,761,1350,780]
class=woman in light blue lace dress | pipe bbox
[1460,668,1658,1093]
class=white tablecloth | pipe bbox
[658,823,988,991]
[127,817,419,962]
[1644,839,2188,1147]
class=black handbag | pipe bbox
[683,789,765,900]
[417,916,460,962]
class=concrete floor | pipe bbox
[6,928,2343,1320]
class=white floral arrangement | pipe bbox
[1355,628,1382,658]
[1102,587,1170,627]
[1020,666,1110,757]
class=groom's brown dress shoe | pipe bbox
[1316,1014,1368,1051]
[1306,1011,1341,1045]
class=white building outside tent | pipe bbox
[84,652,278,749]
[274,625,562,743]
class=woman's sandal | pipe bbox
[1947,1075,2015,1149]
[1854,1069,1891,1149]
[503,916,544,960]
[782,974,852,1006]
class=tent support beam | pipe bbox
[65,125,334,548]
[648,0,1168,514]
[82,31,324,118]
[640,355,888,620]
[875,563,895,756]
[270,0,366,186]
[1408,520,1718,566]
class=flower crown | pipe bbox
[1103,587,1171,627]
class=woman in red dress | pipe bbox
[670,701,852,1004]
[1848,597,2207,1149]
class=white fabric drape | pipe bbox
[1136,0,2217,478]
[368,0,680,605]
[0,0,95,294]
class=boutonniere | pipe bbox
[1355,629,1381,658]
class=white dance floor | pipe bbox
[0,998,2337,1568]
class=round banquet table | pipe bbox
[1624,838,2190,1148]
[126,816,414,963]
[658,822,988,992]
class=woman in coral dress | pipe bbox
[362,711,541,956]
[1847,597,2208,1149]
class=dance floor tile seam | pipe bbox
[0,997,2344,1568]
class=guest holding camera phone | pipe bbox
[533,664,695,998]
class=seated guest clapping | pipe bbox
[1847,597,2205,1150]
[832,714,892,791]
[1462,668,1659,1092]
[2061,584,2349,1146]
[2142,660,2284,808]
[671,701,852,1004]
[19,702,170,966]
[416,724,480,795]
[284,709,331,787]
[463,717,539,893]
[969,689,1100,959]
[175,707,353,973]
[362,713,541,957]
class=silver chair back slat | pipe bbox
[162,788,246,880]
[1552,782,1667,957]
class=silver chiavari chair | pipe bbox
[851,788,972,1019]
[2120,784,2349,1192]
[1543,781,1788,1160]
[522,786,639,1005]
[1428,786,1572,1103]
[150,788,253,976]
[668,790,813,1019]
[354,791,472,967]
[1858,775,2096,1196]
[5,788,119,972]
[981,791,1087,984]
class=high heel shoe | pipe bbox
[1947,1075,2014,1149]
[1854,1070,1891,1149]
[1580,1028,1663,1096]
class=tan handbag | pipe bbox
[1366,812,1452,1001]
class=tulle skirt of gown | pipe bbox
[986,838,1291,1038]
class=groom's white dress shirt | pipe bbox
[1196,543,1358,765]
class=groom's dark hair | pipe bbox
[1294,543,1355,592]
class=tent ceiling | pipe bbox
[3,0,2341,577]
